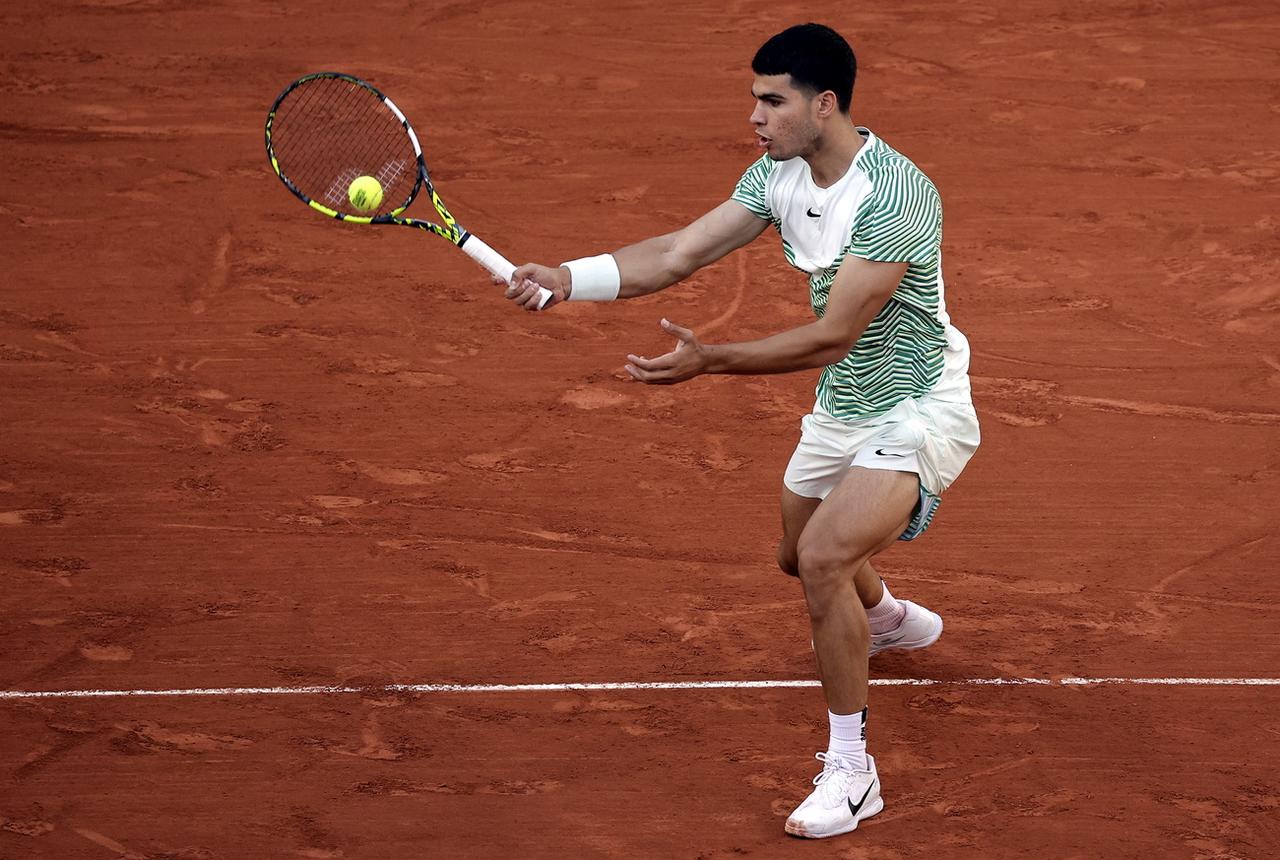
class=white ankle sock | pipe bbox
[866,582,906,635]
[827,708,868,770]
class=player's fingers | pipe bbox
[533,288,557,311]
[626,352,674,371]
[519,283,543,311]
[505,277,533,300]
[626,363,677,385]
[511,263,540,286]
[623,363,655,382]
[517,280,547,311]
[660,318,695,341]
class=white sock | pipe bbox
[866,581,906,635]
[827,708,868,770]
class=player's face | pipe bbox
[749,73,820,160]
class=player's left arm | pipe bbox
[624,255,909,384]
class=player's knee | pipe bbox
[795,541,845,600]
[776,543,799,578]
[796,538,871,613]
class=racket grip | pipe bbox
[460,234,553,310]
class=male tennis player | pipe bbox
[504,23,979,839]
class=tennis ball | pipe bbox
[348,175,384,212]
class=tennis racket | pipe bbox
[264,72,551,309]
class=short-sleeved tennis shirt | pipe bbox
[732,128,957,419]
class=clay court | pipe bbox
[3,1,1279,857]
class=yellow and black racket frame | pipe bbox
[264,71,465,243]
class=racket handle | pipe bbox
[460,234,553,310]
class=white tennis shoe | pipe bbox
[784,752,883,839]
[870,599,943,656]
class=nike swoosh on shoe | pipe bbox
[847,779,876,817]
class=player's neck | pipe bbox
[804,121,866,188]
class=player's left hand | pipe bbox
[624,319,710,384]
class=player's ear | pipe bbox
[815,90,838,119]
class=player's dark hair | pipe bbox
[752,23,856,113]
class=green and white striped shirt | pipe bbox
[732,128,953,419]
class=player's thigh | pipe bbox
[797,466,919,576]
[780,410,850,575]
[778,486,822,575]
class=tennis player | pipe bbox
[504,23,979,839]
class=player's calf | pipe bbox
[777,542,800,577]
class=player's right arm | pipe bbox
[504,200,768,310]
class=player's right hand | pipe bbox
[500,263,570,311]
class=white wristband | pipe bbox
[562,254,621,301]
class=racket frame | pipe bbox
[265,72,550,305]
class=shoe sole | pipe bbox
[784,796,885,838]
[869,607,943,657]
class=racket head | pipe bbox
[265,72,427,225]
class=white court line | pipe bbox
[1060,677,1280,686]
[2,677,1279,700]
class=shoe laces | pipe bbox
[811,751,860,802]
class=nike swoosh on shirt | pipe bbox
[806,207,821,218]
[847,779,876,817]
[874,449,907,457]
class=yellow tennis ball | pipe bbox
[348,175,384,212]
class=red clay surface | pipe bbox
[3,1,1279,857]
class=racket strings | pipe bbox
[316,157,410,210]
[270,76,419,218]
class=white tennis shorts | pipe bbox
[783,326,980,540]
